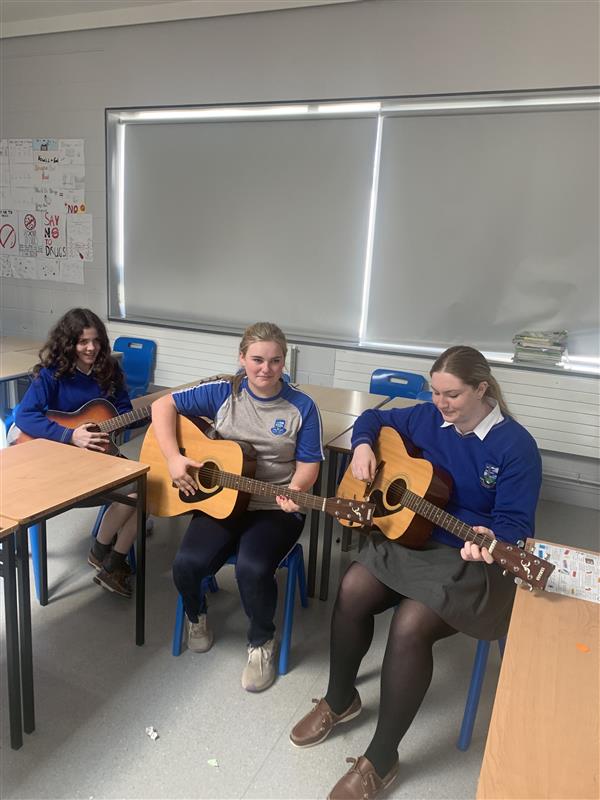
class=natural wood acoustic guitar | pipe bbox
[337,426,555,591]
[12,398,151,456]
[140,414,375,526]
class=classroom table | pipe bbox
[0,439,149,749]
[0,514,23,750]
[477,539,599,800]
[296,383,388,415]
[0,336,43,353]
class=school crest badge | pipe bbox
[271,419,287,436]
[480,463,499,488]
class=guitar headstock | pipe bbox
[325,497,375,526]
[491,540,555,591]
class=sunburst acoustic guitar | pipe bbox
[140,414,375,526]
[337,426,555,591]
[12,398,151,456]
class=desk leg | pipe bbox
[16,526,35,734]
[2,535,23,749]
[135,474,147,647]
[319,452,339,602]
[307,469,322,598]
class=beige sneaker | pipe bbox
[187,614,214,653]
[241,639,277,692]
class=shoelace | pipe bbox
[248,645,271,675]
[344,758,380,798]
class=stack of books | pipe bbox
[512,330,568,367]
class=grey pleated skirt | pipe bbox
[355,533,516,641]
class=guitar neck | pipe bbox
[97,406,151,434]
[402,488,493,548]
[214,468,326,511]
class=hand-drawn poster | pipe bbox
[67,213,93,261]
[1,254,14,277]
[18,211,41,257]
[42,211,67,258]
[59,139,84,165]
[12,256,38,279]
[59,259,84,284]
[8,139,33,163]
[0,209,18,254]
[37,257,61,280]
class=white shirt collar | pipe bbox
[441,400,504,441]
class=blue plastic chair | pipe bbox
[457,637,506,750]
[416,389,432,402]
[112,337,157,399]
[369,369,426,400]
[172,542,308,675]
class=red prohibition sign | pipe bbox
[51,226,59,239]
[24,213,36,231]
[0,224,16,249]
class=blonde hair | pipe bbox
[431,346,511,416]
[233,321,288,393]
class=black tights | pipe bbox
[324,562,457,777]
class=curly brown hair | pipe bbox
[34,308,125,397]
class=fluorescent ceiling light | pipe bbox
[129,105,309,122]
[382,94,600,113]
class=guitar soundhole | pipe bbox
[384,479,407,512]
[179,461,223,503]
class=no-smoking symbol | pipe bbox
[0,224,16,249]
[24,214,36,231]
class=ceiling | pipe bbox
[0,0,360,38]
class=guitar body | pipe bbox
[13,398,121,456]
[337,427,452,547]
[140,415,256,518]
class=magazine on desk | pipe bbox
[528,541,599,604]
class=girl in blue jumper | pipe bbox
[15,308,138,598]
[290,346,542,800]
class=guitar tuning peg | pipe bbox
[502,569,508,577]
[514,577,522,586]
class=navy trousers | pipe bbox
[173,509,305,646]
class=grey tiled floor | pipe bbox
[1,442,598,799]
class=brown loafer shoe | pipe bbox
[290,692,362,748]
[327,756,400,800]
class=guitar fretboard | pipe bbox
[201,466,326,511]
[399,487,493,548]
[97,406,151,434]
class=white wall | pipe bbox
[1,0,598,504]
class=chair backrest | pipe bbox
[416,389,433,402]
[369,369,427,400]
[112,337,157,399]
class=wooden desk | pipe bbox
[379,396,425,410]
[296,384,388,415]
[0,336,42,353]
[0,348,38,381]
[0,514,24,749]
[477,540,599,800]
[0,439,149,747]
[131,379,201,409]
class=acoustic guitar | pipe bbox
[12,398,151,456]
[140,414,375,525]
[337,426,555,591]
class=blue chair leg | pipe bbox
[279,552,298,675]
[28,522,48,606]
[297,547,308,608]
[457,637,506,751]
[457,640,490,751]
[172,595,186,656]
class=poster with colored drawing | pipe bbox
[531,541,599,604]
[67,213,93,261]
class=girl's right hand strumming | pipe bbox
[351,443,377,482]
[168,454,203,496]
[72,423,110,451]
